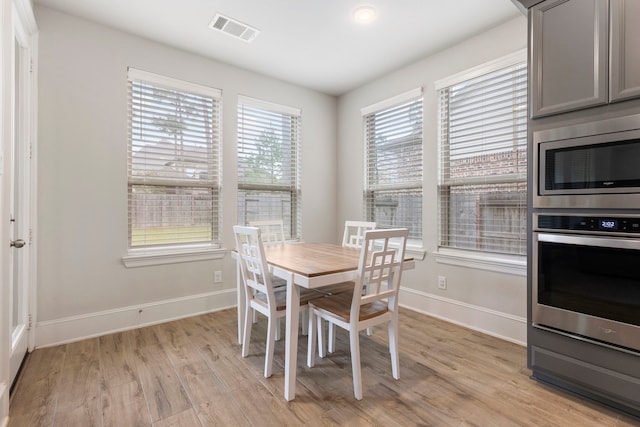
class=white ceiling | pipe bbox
[33,0,522,96]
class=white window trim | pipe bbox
[125,68,223,260]
[122,244,226,268]
[236,94,302,240]
[361,87,423,116]
[435,49,526,90]
[433,248,526,276]
[381,237,426,261]
[128,68,222,99]
[435,50,527,266]
[238,94,301,116]
[362,87,424,242]
[406,240,427,261]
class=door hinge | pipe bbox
[29,58,33,73]
[28,314,33,330]
[29,228,33,245]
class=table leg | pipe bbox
[236,256,244,345]
[284,272,299,401]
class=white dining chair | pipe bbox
[306,228,409,400]
[234,225,322,378]
[342,220,376,249]
[321,220,377,346]
[313,220,378,348]
[249,219,286,246]
[317,220,378,350]
[248,219,312,337]
[320,220,377,302]
[249,219,285,334]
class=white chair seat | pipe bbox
[311,281,354,296]
[309,290,388,322]
[254,287,327,311]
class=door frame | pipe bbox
[1,0,36,423]
[1,0,11,423]
[9,0,37,383]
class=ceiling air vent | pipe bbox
[208,13,260,43]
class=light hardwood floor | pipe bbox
[8,308,639,426]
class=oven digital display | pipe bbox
[599,219,618,230]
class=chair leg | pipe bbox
[328,323,336,354]
[307,309,316,367]
[264,315,277,378]
[317,317,326,358]
[389,319,400,380]
[242,305,253,358]
[275,317,281,341]
[301,309,309,336]
[349,329,363,400]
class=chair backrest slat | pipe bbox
[249,220,286,246]
[342,220,376,249]
[351,228,408,319]
[234,225,276,305]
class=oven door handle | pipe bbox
[536,232,640,250]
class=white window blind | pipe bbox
[237,96,301,241]
[127,68,221,249]
[364,89,423,239]
[437,56,527,255]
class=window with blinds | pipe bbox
[363,88,423,240]
[437,54,527,255]
[237,96,301,241]
[127,68,221,249]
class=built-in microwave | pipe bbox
[534,114,640,209]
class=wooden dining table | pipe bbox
[235,242,414,401]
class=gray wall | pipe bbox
[35,5,529,346]
[337,16,528,342]
[35,6,337,338]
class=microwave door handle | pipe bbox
[537,233,640,250]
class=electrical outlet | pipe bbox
[214,270,222,283]
[438,276,447,290]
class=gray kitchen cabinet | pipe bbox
[530,0,609,118]
[610,0,640,102]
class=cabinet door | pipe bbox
[531,0,609,117]
[610,0,640,102]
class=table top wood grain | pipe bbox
[263,242,362,277]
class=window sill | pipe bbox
[406,242,427,261]
[384,238,426,261]
[433,248,526,276]
[122,245,227,268]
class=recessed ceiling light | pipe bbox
[353,5,377,24]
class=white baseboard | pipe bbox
[0,382,7,427]
[35,289,236,348]
[399,287,527,346]
[34,287,526,349]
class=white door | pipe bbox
[8,10,32,386]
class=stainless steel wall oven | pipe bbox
[533,213,640,353]
[530,114,640,418]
